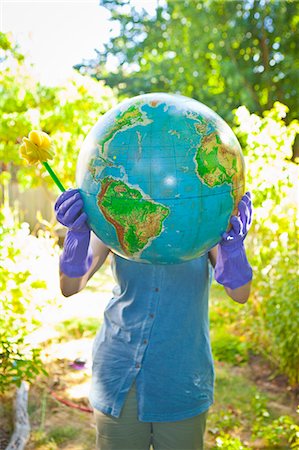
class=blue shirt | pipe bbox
[89,253,214,422]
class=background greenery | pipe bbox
[0,0,298,447]
[76,1,298,123]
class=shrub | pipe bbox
[251,393,299,448]
[0,172,59,392]
[233,102,299,385]
[211,328,249,365]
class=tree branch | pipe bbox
[6,382,30,450]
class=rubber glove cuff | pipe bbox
[60,230,93,278]
[214,241,253,290]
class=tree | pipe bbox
[0,32,116,192]
[75,0,298,124]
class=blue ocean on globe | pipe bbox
[76,93,245,264]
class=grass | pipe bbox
[55,317,102,341]
[27,382,96,450]
[23,354,298,450]
[29,426,81,449]
[207,362,298,449]
[47,426,81,445]
[209,282,252,366]
[206,282,299,449]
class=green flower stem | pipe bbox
[42,161,65,192]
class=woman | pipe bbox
[55,189,253,450]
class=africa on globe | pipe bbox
[76,93,245,264]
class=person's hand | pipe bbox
[220,192,253,247]
[54,189,92,278]
[54,188,90,233]
[214,191,253,290]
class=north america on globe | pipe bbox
[76,93,245,264]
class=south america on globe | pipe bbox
[76,93,245,264]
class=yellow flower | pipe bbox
[20,130,54,165]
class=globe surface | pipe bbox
[76,93,245,264]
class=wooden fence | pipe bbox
[6,182,58,232]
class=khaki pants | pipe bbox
[94,384,208,450]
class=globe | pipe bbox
[76,93,245,264]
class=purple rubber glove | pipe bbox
[54,189,93,278]
[214,192,253,289]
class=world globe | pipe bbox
[76,93,245,264]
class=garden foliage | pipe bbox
[77,0,298,122]
[233,102,299,385]
[0,31,116,192]
[0,172,59,392]
[0,32,117,392]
